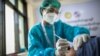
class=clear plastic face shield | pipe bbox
[42,7,60,25]
[41,7,62,48]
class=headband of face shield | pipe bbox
[40,0,61,16]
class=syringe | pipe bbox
[55,34,73,47]
[55,34,62,39]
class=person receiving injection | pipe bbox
[28,0,90,56]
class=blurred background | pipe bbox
[0,0,100,56]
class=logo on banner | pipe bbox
[64,12,72,19]
[64,11,81,19]
[74,11,81,18]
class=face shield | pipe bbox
[42,7,59,25]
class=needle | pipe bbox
[55,34,62,39]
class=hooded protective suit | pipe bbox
[28,20,90,56]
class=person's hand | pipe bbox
[55,38,70,56]
[73,34,90,50]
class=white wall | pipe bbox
[27,3,36,29]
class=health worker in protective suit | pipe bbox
[28,0,90,56]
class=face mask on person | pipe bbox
[43,12,58,25]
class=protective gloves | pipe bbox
[55,38,70,56]
[73,34,90,51]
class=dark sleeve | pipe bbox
[76,37,100,56]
